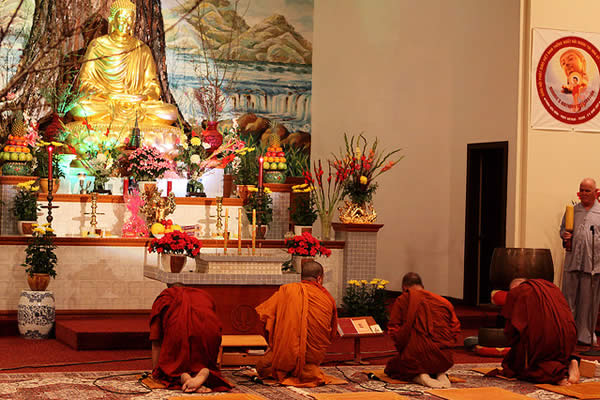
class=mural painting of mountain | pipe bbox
[163,0,313,150]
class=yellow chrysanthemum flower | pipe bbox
[377,285,385,289]
[380,280,389,285]
[33,228,45,233]
[347,280,357,285]
[359,175,368,185]
[264,188,272,194]
[32,223,39,228]
[31,186,39,191]
[46,228,54,233]
[361,279,368,284]
[190,137,201,146]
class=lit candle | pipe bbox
[252,208,256,255]
[258,156,264,189]
[167,180,172,195]
[224,208,229,254]
[123,178,129,196]
[47,145,54,185]
[565,204,574,231]
[237,208,242,255]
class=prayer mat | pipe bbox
[242,369,347,386]
[168,395,267,400]
[363,369,466,384]
[139,375,166,389]
[471,366,516,380]
[310,393,410,400]
[427,387,533,400]
[535,382,600,399]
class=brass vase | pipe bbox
[338,200,377,224]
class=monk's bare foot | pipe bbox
[436,373,451,388]
[557,378,571,386]
[414,373,444,388]
[568,359,580,384]
[181,370,211,393]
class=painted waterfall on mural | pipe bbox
[162,0,313,148]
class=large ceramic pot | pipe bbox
[17,220,37,236]
[159,254,188,273]
[38,178,60,194]
[18,290,55,339]
[292,255,314,273]
[202,121,222,154]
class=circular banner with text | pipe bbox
[536,36,600,124]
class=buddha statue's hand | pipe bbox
[108,93,147,103]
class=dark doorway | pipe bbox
[463,142,508,305]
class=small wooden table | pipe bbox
[217,334,268,367]
[337,316,384,364]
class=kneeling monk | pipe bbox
[255,261,337,387]
[150,285,232,392]
[385,272,460,388]
[500,278,579,385]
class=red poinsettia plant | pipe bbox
[147,231,202,258]
[285,231,332,257]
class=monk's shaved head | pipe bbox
[402,272,424,290]
[509,278,527,290]
[301,261,324,281]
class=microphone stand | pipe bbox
[582,225,600,356]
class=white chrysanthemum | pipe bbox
[190,154,201,164]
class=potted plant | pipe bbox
[284,231,331,272]
[22,224,57,291]
[11,180,40,235]
[243,186,273,239]
[125,146,174,192]
[175,131,209,197]
[147,231,202,273]
[230,135,260,201]
[32,144,65,193]
[284,144,310,184]
[341,278,390,328]
[289,191,318,235]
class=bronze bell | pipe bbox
[489,248,554,290]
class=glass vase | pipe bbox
[320,212,333,241]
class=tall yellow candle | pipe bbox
[224,208,229,254]
[565,204,574,231]
[252,209,256,255]
[237,208,242,255]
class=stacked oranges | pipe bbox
[1,134,33,162]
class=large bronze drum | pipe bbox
[489,248,554,291]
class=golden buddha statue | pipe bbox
[68,0,182,153]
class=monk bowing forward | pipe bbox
[255,261,338,387]
[385,272,461,388]
[501,278,580,385]
[150,285,232,393]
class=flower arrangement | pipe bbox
[244,186,273,226]
[302,160,347,239]
[341,278,390,327]
[285,231,332,257]
[175,130,210,191]
[32,141,66,179]
[22,223,57,278]
[194,83,225,122]
[333,133,404,206]
[147,231,202,258]
[289,190,318,226]
[12,180,39,220]
[79,137,122,191]
[126,146,173,181]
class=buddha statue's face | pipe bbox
[560,49,585,78]
[110,9,135,37]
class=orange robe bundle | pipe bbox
[255,280,338,387]
[384,289,460,380]
[149,287,232,391]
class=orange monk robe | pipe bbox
[255,280,338,387]
[149,287,232,391]
[384,289,460,380]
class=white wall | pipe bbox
[521,0,600,284]
[312,0,521,297]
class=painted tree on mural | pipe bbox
[0,0,202,126]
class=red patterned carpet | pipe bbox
[0,364,598,400]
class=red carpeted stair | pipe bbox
[55,315,151,350]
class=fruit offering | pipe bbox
[262,145,287,171]
[0,134,33,162]
[150,219,183,237]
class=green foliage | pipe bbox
[341,279,390,327]
[290,194,317,226]
[232,135,261,186]
[11,180,39,220]
[284,144,309,177]
[22,227,57,278]
[243,188,273,226]
[32,148,65,179]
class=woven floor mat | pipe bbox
[535,381,600,399]
[427,387,533,400]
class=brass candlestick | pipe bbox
[84,192,105,233]
[215,196,223,236]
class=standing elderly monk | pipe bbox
[384,272,460,388]
[560,177,600,345]
[255,261,338,387]
[150,285,232,393]
[500,278,579,385]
